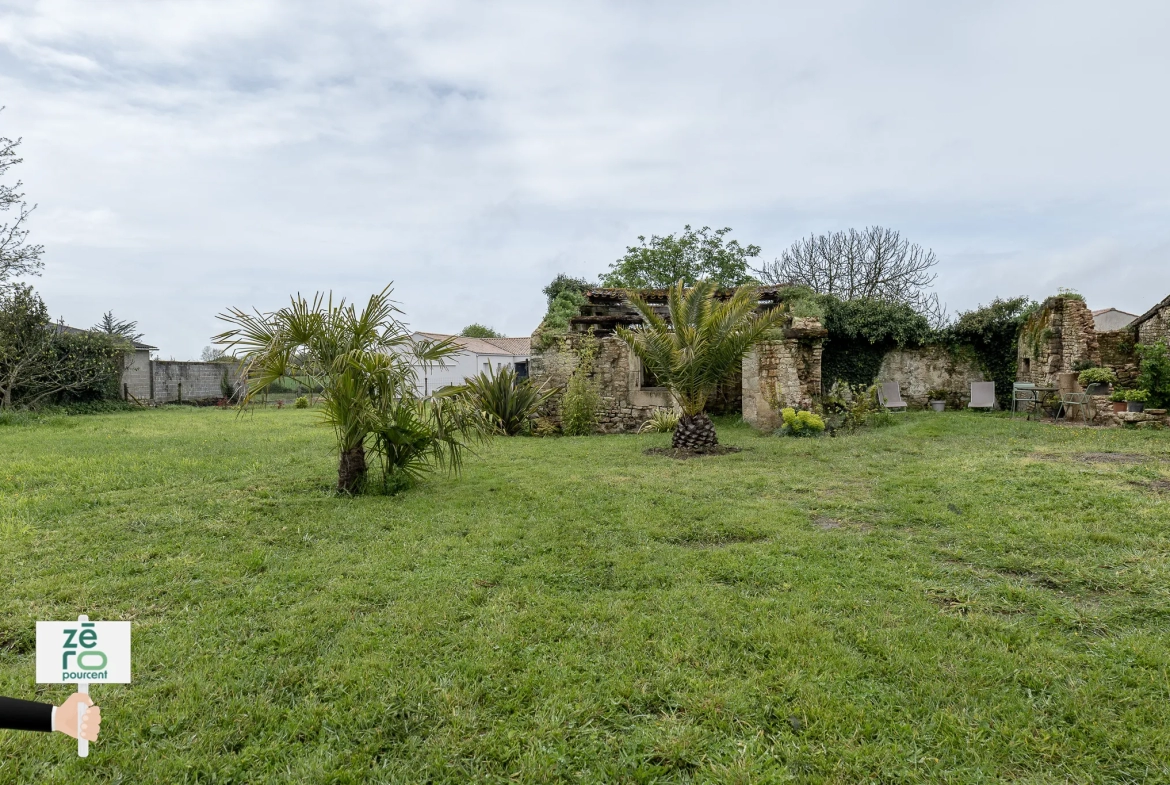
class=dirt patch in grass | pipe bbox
[666,531,770,547]
[1032,452,1149,464]
[1128,479,1170,492]
[812,516,872,533]
[645,445,743,460]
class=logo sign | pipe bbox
[36,620,131,684]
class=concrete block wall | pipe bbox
[121,349,152,402]
[151,361,242,403]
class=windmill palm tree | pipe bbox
[214,284,483,493]
[617,280,786,450]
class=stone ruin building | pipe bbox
[527,286,826,433]
[1016,292,1170,428]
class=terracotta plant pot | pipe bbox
[929,400,945,412]
[1127,401,1145,413]
[1112,401,1128,413]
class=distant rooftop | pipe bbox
[414,332,530,356]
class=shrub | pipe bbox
[640,408,679,433]
[926,388,950,401]
[1135,340,1170,408]
[821,380,886,433]
[1110,388,1129,403]
[561,331,601,436]
[461,365,554,436]
[788,297,826,320]
[295,395,309,409]
[1077,367,1117,386]
[779,407,825,437]
[1125,389,1150,403]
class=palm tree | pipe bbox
[617,280,786,450]
[213,284,483,493]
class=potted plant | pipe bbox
[1077,366,1117,397]
[1110,388,1128,413]
[1126,389,1150,413]
[926,388,948,412]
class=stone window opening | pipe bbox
[640,361,665,390]
[1023,358,1031,374]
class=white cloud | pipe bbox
[0,0,1168,356]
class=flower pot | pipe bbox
[1085,383,1110,397]
[929,400,945,412]
[1112,401,1128,413]
[1127,401,1145,413]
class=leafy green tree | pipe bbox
[215,284,488,494]
[617,281,785,450]
[602,226,760,289]
[0,285,122,408]
[534,274,592,350]
[460,323,502,339]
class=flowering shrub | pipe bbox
[779,407,826,437]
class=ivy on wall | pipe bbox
[942,297,1036,408]
[818,297,933,388]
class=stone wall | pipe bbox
[529,333,673,433]
[1017,295,1100,386]
[741,326,824,431]
[876,345,986,408]
[151,361,243,403]
[1089,396,1169,430]
[1135,295,1170,347]
[1095,329,1140,388]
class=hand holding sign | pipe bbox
[54,693,100,741]
[36,615,129,757]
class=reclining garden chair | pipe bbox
[968,381,996,410]
[877,381,908,412]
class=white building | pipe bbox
[409,332,531,395]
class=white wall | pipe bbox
[415,351,527,395]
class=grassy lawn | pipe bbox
[1,408,1169,783]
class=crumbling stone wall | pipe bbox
[741,318,825,431]
[1017,296,1100,385]
[1135,295,1170,346]
[529,333,672,433]
[876,346,986,407]
[1095,329,1139,388]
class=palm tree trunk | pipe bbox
[337,443,367,494]
[673,412,718,450]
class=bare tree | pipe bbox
[756,226,947,326]
[0,111,44,289]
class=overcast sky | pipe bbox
[2,1,1168,358]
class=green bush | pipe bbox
[561,332,601,436]
[1135,340,1170,408]
[461,365,553,436]
[294,395,309,409]
[1110,388,1129,403]
[821,380,887,433]
[1077,367,1118,386]
[788,297,826,320]
[779,407,825,437]
[1125,389,1150,403]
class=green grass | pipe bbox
[1,408,1169,783]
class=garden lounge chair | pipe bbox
[969,381,996,410]
[877,382,907,412]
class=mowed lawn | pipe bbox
[1,409,1169,784]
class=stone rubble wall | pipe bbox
[876,346,986,408]
[1136,298,1170,347]
[529,333,672,433]
[1017,296,1100,386]
[1089,397,1168,430]
[1095,329,1140,388]
[741,327,825,431]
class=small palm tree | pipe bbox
[214,284,483,493]
[617,280,786,450]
